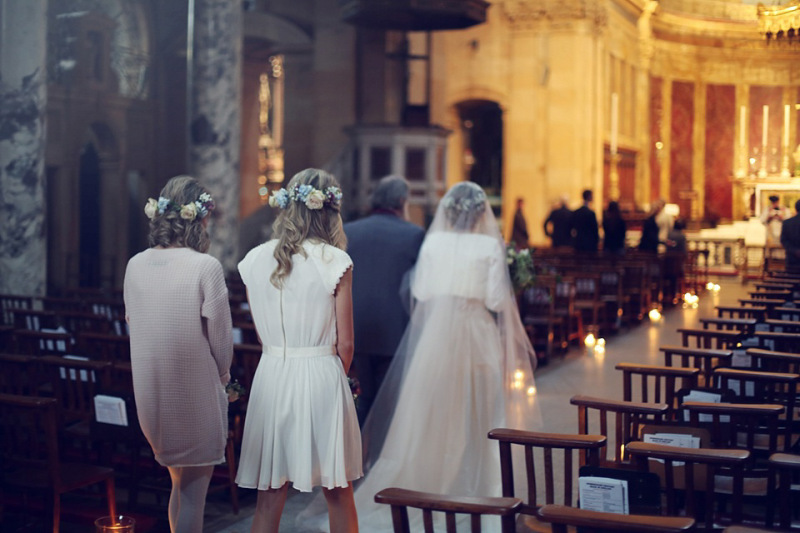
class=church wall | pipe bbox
[704,84,735,223]
[649,76,663,206]
[670,80,694,217]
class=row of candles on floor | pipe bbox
[582,282,721,355]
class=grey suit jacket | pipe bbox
[344,213,425,357]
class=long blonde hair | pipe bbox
[271,168,347,287]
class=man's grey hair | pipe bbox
[371,175,409,211]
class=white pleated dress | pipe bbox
[235,240,363,492]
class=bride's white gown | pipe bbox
[348,231,540,532]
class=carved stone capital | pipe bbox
[501,0,608,32]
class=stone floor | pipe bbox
[1,276,752,532]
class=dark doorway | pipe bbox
[79,143,101,287]
[457,100,503,201]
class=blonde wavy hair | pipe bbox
[148,175,212,252]
[271,168,347,288]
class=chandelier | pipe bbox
[758,1,800,42]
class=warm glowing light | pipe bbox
[514,370,524,381]
[584,333,596,347]
[527,386,536,396]
[512,380,523,390]
[713,284,721,292]
[706,282,714,290]
[597,338,605,347]
[649,308,662,321]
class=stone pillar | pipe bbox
[189,0,242,271]
[0,0,47,296]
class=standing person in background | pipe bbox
[638,201,663,253]
[761,195,791,245]
[667,219,688,252]
[781,199,800,273]
[543,195,572,248]
[602,200,627,254]
[236,168,361,533]
[124,176,233,533]
[571,189,599,252]
[510,197,530,249]
[654,199,674,247]
[344,175,425,425]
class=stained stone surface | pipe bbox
[0,0,48,296]
[190,0,242,272]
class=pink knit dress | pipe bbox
[124,247,233,467]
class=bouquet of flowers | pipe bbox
[226,379,246,403]
[348,376,361,406]
[507,246,536,293]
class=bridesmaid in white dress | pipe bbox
[236,169,362,533]
[350,182,540,532]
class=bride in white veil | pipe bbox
[300,182,540,532]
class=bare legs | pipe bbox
[250,483,358,533]
[250,484,289,533]
[166,465,214,533]
[323,484,359,533]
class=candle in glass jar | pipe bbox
[762,105,769,147]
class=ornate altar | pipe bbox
[732,175,800,220]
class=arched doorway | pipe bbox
[456,100,503,211]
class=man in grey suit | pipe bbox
[345,175,425,425]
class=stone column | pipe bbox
[0,0,47,296]
[189,0,242,271]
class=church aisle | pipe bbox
[208,277,752,533]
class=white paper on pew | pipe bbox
[683,390,728,423]
[731,349,751,368]
[60,354,92,382]
[94,395,128,426]
[232,327,243,344]
[579,477,628,514]
[643,433,700,466]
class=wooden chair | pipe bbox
[14,329,74,356]
[660,345,733,387]
[536,504,695,533]
[519,277,560,359]
[77,331,130,364]
[570,395,669,466]
[0,294,33,326]
[0,393,117,533]
[716,305,767,322]
[722,527,773,533]
[768,452,800,530]
[615,363,700,420]
[0,353,37,395]
[374,487,521,533]
[745,347,800,374]
[712,367,800,452]
[552,277,583,349]
[627,441,749,530]
[570,272,605,335]
[748,289,791,301]
[487,429,606,531]
[677,328,742,350]
[754,331,800,353]
[56,310,114,335]
[700,317,757,335]
[773,306,800,321]
[620,260,651,323]
[12,309,58,331]
[764,319,800,334]
[597,266,624,330]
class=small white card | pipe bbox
[94,395,128,426]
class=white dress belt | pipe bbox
[263,345,336,358]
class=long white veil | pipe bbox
[361,181,540,471]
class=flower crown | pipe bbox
[269,184,342,211]
[441,188,486,213]
[144,192,215,222]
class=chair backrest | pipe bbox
[0,353,36,395]
[660,345,732,386]
[39,355,112,428]
[677,328,742,350]
[700,317,757,334]
[519,277,556,323]
[627,441,750,530]
[745,348,800,374]
[716,305,767,322]
[487,428,606,514]
[615,363,700,419]
[0,294,33,327]
[570,395,668,465]
[0,393,61,488]
[537,504,695,533]
[768,452,800,529]
[57,310,114,335]
[374,487,521,533]
[754,331,800,353]
[12,309,58,331]
[764,319,800,334]
[78,331,131,364]
[233,343,263,396]
[712,368,799,452]
[14,329,73,355]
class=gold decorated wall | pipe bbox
[427,0,800,243]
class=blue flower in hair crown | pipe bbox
[269,184,342,210]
